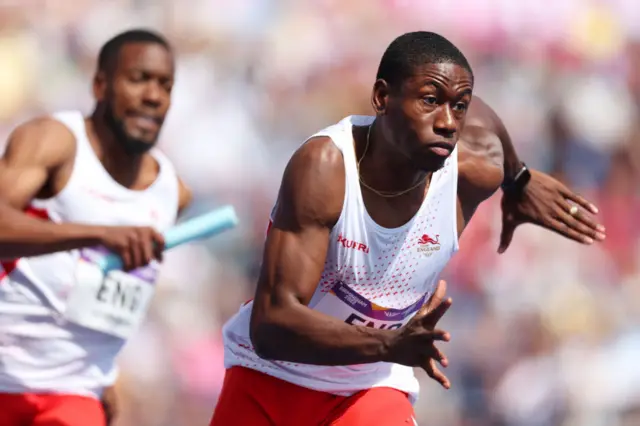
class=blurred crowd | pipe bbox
[0,0,639,425]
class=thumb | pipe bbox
[498,215,516,254]
[429,279,447,312]
[417,280,448,317]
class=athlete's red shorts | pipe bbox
[0,393,106,426]
[210,366,417,426]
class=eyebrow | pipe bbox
[421,81,473,97]
[421,81,440,89]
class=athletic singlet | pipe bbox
[0,111,179,398]
[222,115,459,403]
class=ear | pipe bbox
[371,79,390,115]
[92,71,107,102]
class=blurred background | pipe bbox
[0,0,639,425]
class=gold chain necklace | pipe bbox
[357,121,429,198]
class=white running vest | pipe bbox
[223,115,459,403]
[0,111,179,398]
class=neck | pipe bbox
[357,119,429,194]
[87,109,145,188]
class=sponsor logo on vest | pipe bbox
[417,234,440,257]
[336,284,368,309]
[337,234,370,254]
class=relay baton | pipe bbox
[98,205,239,272]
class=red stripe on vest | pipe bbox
[0,206,50,280]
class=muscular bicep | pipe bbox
[0,159,48,209]
[0,118,74,208]
[260,224,331,306]
[252,137,344,313]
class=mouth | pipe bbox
[425,142,454,157]
[128,112,162,132]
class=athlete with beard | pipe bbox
[0,30,191,426]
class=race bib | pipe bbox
[313,281,429,330]
[63,248,159,339]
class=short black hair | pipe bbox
[376,31,473,88]
[97,29,171,75]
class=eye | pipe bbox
[128,72,145,83]
[423,96,437,105]
[160,78,174,93]
[453,102,468,112]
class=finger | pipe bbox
[430,343,449,368]
[120,249,133,272]
[561,188,599,215]
[424,298,452,327]
[560,203,606,239]
[548,217,591,244]
[426,280,447,312]
[498,216,516,254]
[424,358,450,389]
[140,235,154,267]
[555,210,599,244]
[429,328,451,343]
[130,236,144,271]
[153,231,166,252]
[152,231,165,262]
[558,205,605,242]
[432,280,447,304]
[417,280,447,317]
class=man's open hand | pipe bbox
[498,170,606,253]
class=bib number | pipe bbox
[312,281,428,330]
[344,313,403,330]
[63,249,158,339]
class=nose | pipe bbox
[142,81,163,107]
[433,105,456,138]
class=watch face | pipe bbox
[502,165,530,192]
[516,168,531,191]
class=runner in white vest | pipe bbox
[0,30,191,426]
[211,32,606,426]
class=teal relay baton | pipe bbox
[98,205,239,272]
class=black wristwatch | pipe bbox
[501,162,531,194]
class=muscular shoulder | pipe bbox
[273,136,345,230]
[3,117,75,168]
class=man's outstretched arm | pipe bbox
[466,97,606,252]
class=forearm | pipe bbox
[251,302,393,365]
[0,203,104,259]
